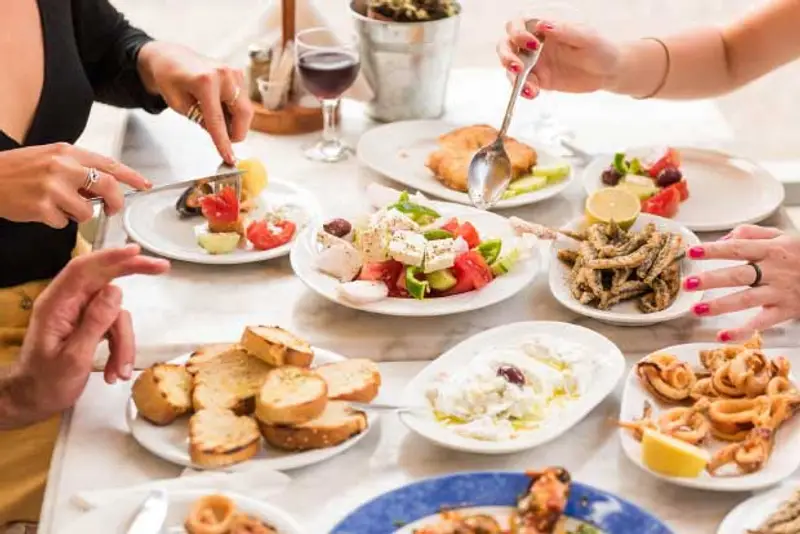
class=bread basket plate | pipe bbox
[581,147,784,232]
[619,343,800,491]
[126,348,378,471]
[548,213,704,326]
[290,201,541,317]
[123,178,320,265]
[357,120,573,210]
[717,482,800,533]
[58,490,302,534]
[399,321,625,454]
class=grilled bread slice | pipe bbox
[186,343,237,375]
[132,364,193,425]
[255,367,328,425]
[241,326,314,368]
[258,401,367,451]
[189,409,260,468]
[191,346,274,415]
[315,359,382,402]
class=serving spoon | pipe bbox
[467,20,546,210]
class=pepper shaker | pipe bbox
[247,44,272,103]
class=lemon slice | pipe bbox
[641,429,709,478]
[585,187,641,230]
[236,158,268,201]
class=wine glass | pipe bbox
[295,28,361,163]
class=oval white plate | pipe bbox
[549,213,704,326]
[123,178,320,265]
[620,343,800,491]
[718,483,800,533]
[399,321,625,454]
[59,490,303,534]
[290,202,540,317]
[357,120,573,210]
[581,147,784,232]
[127,348,377,471]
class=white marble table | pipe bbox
[41,68,800,534]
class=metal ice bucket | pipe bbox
[351,2,461,122]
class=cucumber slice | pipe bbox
[427,269,457,291]
[532,162,571,180]
[508,175,547,193]
[198,232,240,254]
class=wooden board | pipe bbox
[251,101,332,135]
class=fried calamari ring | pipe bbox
[772,356,792,379]
[729,350,771,398]
[690,378,720,402]
[711,361,747,398]
[767,376,796,396]
[229,514,278,534]
[708,428,774,476]
[707,397,768,426]
[636,353,696,404]
[657,406,710,445]
[708,419,752,442]
[185,495,236,534]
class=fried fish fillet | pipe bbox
[425,124,537,192]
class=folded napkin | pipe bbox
[71,463,291,511]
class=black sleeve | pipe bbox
[71,0,167,113]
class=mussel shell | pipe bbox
[176,183,213,218]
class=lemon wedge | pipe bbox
[236,158,268,201]
[585,187,640,230]
[641,429,709,478]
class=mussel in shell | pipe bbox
[176,182,213,218]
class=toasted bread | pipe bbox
[255,367,328,425]
[258,401,367,451]
[186,343,237,375]
[315,359,382,403]
[241,326,314,368]
[131,364,193,425]
[191,346,274,415]
[189,409,261,468]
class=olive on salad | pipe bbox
[655,167,683,188]
[496,364,526,386]
[323,218,352,238]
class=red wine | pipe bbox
[297,50,360,99]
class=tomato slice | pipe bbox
[358,260,407,297]
[245,219,296,250]
[438,218,481,249]
[641,186,681,218]
[200,186,239,224]
[668,180,690,202]
[441,218,460,235]
[452,250,493,291]
[648,148,682,178]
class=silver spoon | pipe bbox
[349,402,427,415]
[467,20,546,209]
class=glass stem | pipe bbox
[321,99,339,145]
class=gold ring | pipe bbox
[82,167,99,191]
[225,86,241,107]
[187,103,204,125]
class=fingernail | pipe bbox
[688,246,705,259]
[719,233,731,241]
[122,363,133,380]
[683,276,700,290]
[522,87,533,98]
[107,374,117,385]
[693,303,710,316]
[144,180,153,189]
[526,40,539,50]
[509,63,521,74]
[541,22,555,31]
[718,331,732,342]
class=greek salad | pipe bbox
[600,147,689,218]
[314,191,533,304]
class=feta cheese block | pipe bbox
[358,226,390,262]
[388,230,426,267]
[371,208,420,233]
[423,238,457,273]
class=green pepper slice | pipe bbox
[405,266,429,300]
[475,239,502,265]
[423,228,454,240]
[628,157,643,176]
[613,152,629,175]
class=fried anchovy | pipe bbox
[587,224,610,251]
[645,234,684,284]
[584,232,659,270]
[611,268,633,291]
[604,219,622,240]
[560,228,587,241]
[557,249,579,265]
[610,223,655,258]
[600,282,650,310]
[578,241,605,297]
[636,232,667,279]
[650,278,674,311]
[753,490,800,531]
[661,263,681,295]
[569,257,585,300]
[638,293,659,313]
[579,291,595,305]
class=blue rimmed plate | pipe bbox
[330,471,673,534]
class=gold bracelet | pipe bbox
[634,37,671,100]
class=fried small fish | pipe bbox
[557,249,579,265]
[636,232,667,279]
[645,234,684,284]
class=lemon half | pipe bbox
[641,429,709,478]
[236,158,268,201]
[585,187,641,230]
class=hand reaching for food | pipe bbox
[497,19,620,99]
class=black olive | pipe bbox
[496,364,526,387]
[601,168,623,186]
[176,183,213,218]
[655,167,682,188]
[323,218,352,238]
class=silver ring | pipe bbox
[225,86,241,107]
[83,167,99,191]
[187,103,204,125]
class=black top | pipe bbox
[0,0,166,288]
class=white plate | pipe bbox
[620,343,800,491]
[718,483,800,533]
[357,120,573,209]
[290,202,540,317]
[581,147,784,232]
[123,178,320,265]
[127,348,377,471]
[58,490,303,534]
[549,213,704,326]
[399,321,625,454]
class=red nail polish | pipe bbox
[684,276,700,290]
[693,303,710,316]
[688,246,705,259]
[527,40,539,50]
[719,331,732,342]
[509,64,520,74]
[522,87,533,98]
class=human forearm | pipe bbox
[0,364,46,431]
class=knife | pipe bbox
[89,168,244,205]
[126,489,168,534]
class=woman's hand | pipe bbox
[682,224,800,342]
[137,42,254,164]
[0,143,151,228]
[497,19,621,99]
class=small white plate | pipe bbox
[58,490,303,534]
[123,178,320,265]
[718,483,800,533]
[399,321,625,454]
[290,202,540,317]
[549,213,704,326]
[127,348,377,471]
[620,344,800,492]
[357,120,573,209]
[581,147,784,232]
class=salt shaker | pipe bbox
[247,44,272,103]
